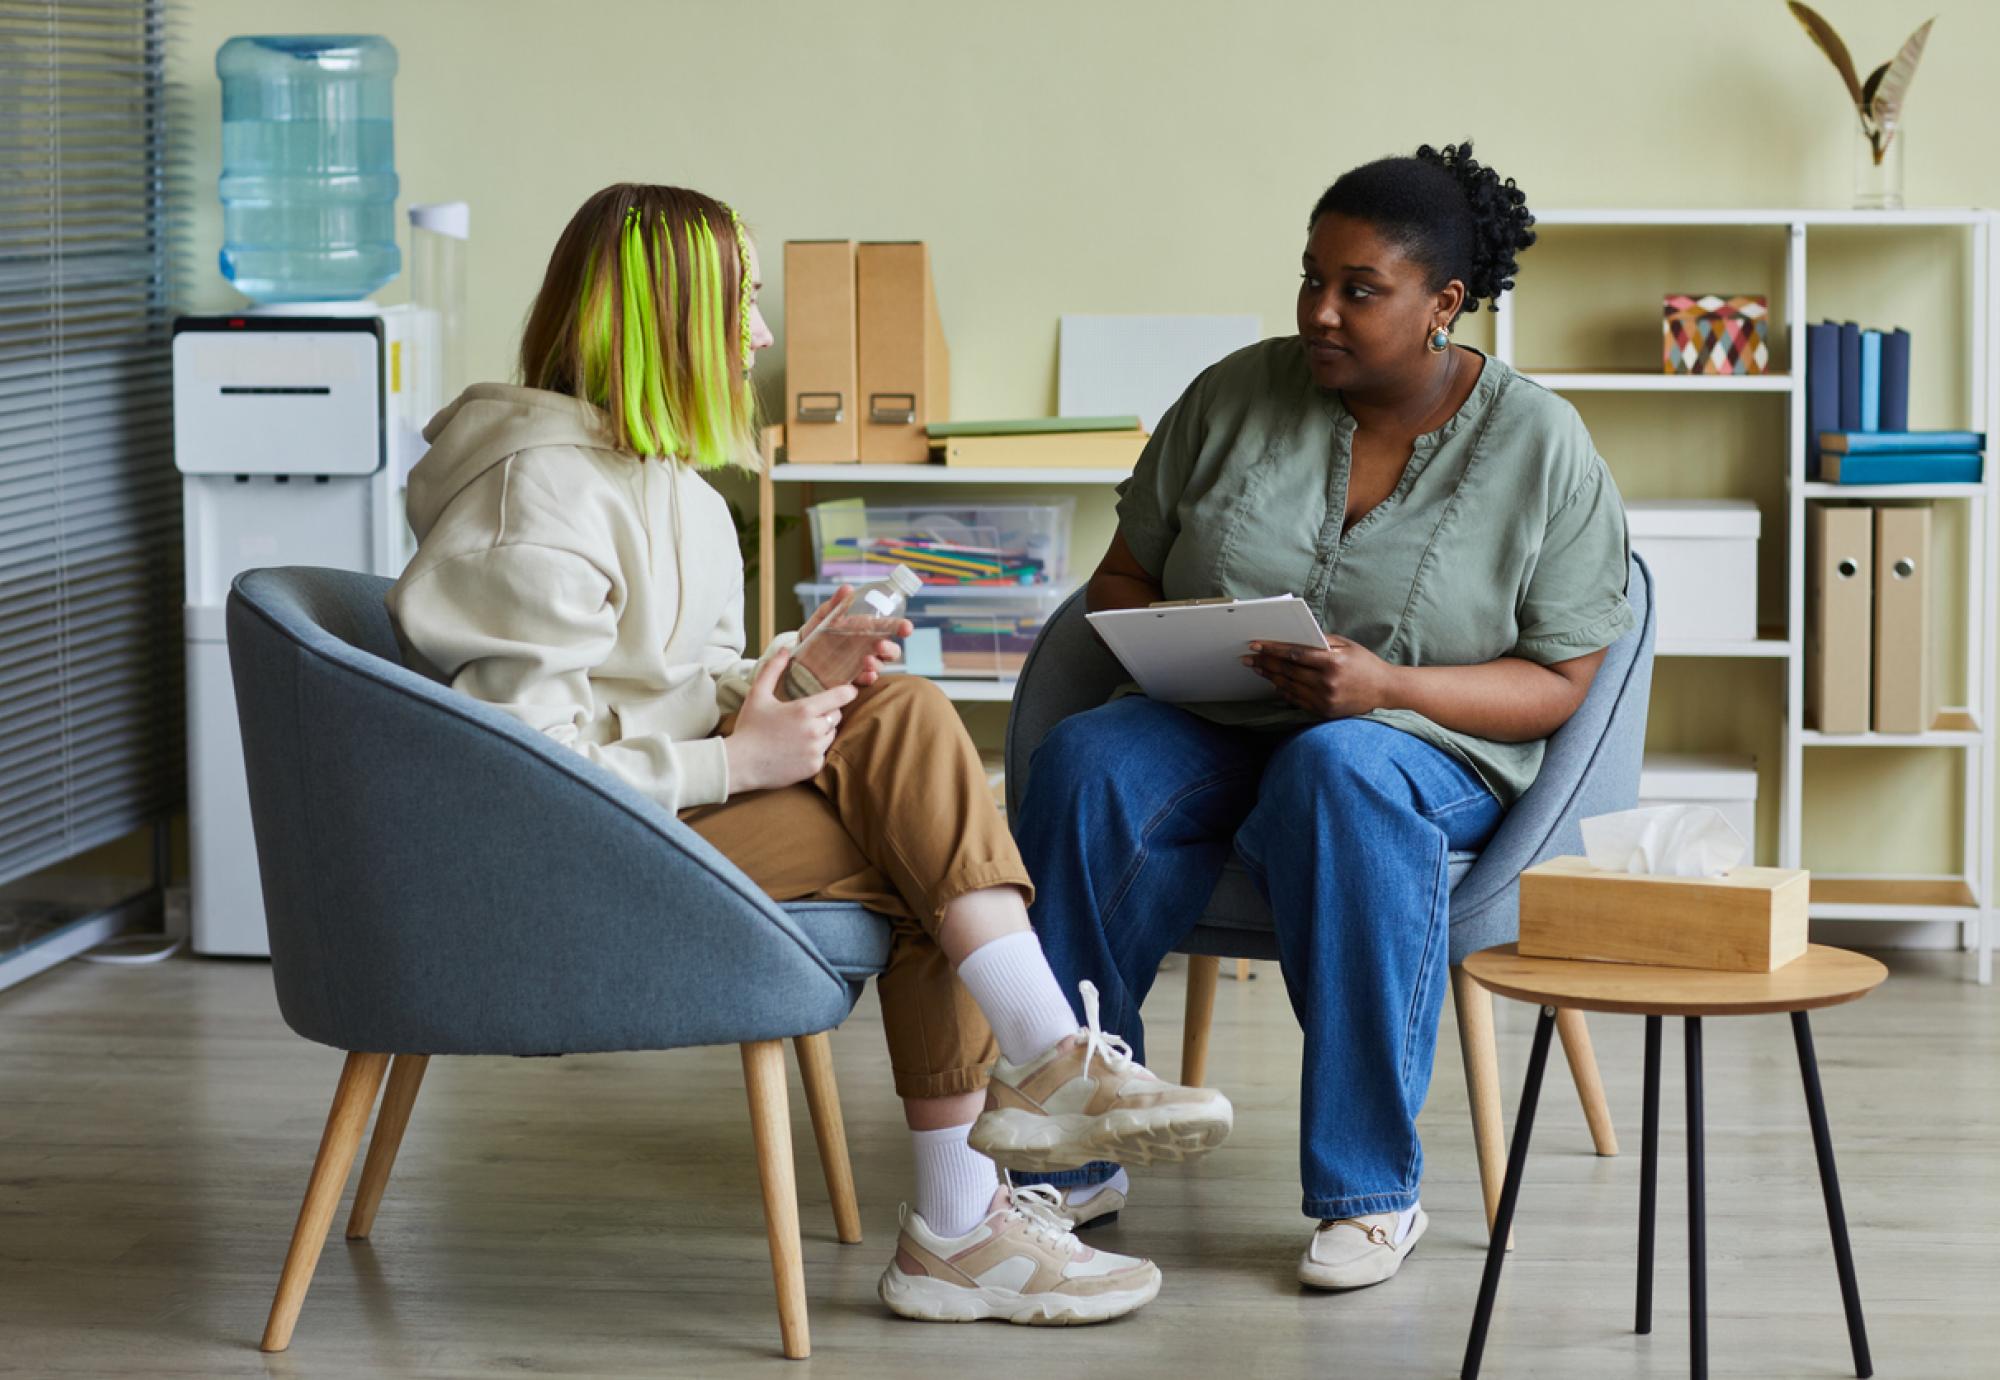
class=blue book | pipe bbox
[1807,321,1840,476]
[1820,452,1983,485]
[1821,429,1985,454]
[1881,327,1911,432]
[1838,321,1863,431]
[1860,330,1882,430]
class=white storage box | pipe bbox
[795,580,1072,680]
[1637,752,1759,858]
[807,499,1074,588]
[1626,500,1760,643]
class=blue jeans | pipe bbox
[1013,697,1504,1219]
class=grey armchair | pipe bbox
[227,566,893,1360]
[1005,555,1657,1242]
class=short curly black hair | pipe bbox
[1309,142,1536,316]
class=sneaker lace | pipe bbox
[1078,979,1138,1080]
[1003,1181,1085,1255]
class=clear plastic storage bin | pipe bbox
[807,499,1074,587]
[795,580,1072,680]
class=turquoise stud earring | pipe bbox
[1428,325,1451,354]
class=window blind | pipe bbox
[0,0,184,885]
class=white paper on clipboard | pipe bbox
[1085,596,1327,702]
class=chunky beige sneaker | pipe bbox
[1054,1168,1129,1230]
[1297,1206,1428,1291]
[969,981,1232,1174]
[878,1184,1161,1324]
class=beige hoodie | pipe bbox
[387,383,786,811]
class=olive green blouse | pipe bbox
[1113,337,1635,806]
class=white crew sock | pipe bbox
[1393,1203,1420,1244]
[912,1124,999,1239]
[953,930,1081,1065]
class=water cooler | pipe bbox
[174,34,467,955]
[172,306,438,954]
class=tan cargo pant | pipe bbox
[681,675,1031,1099]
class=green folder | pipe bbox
[924,415,1142,439]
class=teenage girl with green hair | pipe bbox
[388,183,1233,1326]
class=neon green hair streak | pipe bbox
[578,203,756,470]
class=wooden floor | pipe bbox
[1,949,1995,1378]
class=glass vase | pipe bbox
[1854,112,1905,211]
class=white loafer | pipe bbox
[1297,1205,1427,1291]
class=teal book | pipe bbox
[1820,452,1982,484]
[1859,329,1882,431]
[1820,430,1984,454]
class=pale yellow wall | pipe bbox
[165,0,2000,879]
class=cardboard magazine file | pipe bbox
[1805,503,1873,733]
[1518,857,1809,973]
[857,242,950,463]
[784,240,859,463]
[1872,503,1936,733]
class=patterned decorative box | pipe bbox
[1663,294,1770,375]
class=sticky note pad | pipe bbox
[814,497,869,559]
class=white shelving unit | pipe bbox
[917,679,1021,703]
[1495,208,1999,982]
[770,464,1133,486]
[1524,371,1795,394]
[1656,634,1791,659]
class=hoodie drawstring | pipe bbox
[663,458,687,654]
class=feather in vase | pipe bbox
[1787,3,1934,163]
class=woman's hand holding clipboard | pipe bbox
[1240,630,1397,719]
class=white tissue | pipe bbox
[1580,805,1748,879]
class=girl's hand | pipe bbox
[723,650,858,792]
[1242,635,1399,720]
[852,618,913,687]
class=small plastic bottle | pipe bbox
[781,565,922,701]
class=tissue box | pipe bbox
[1663,293,1769,375]
[1518,856,1808,973]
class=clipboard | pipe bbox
[1085,596,1326,702]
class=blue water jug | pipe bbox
[217,35,399,303]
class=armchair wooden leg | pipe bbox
[742,1040,810,1360]
[1182,954,1221,1086]
[1451,967,1514,1252]
[262,1051,390,1352]
[792,1033,862,1245]
[347,1054,429,1239]
[1556,1007,1619,1156]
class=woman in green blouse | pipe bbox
[1013,143,1633,1291]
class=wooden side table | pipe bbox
[1457,943,1888,1380]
